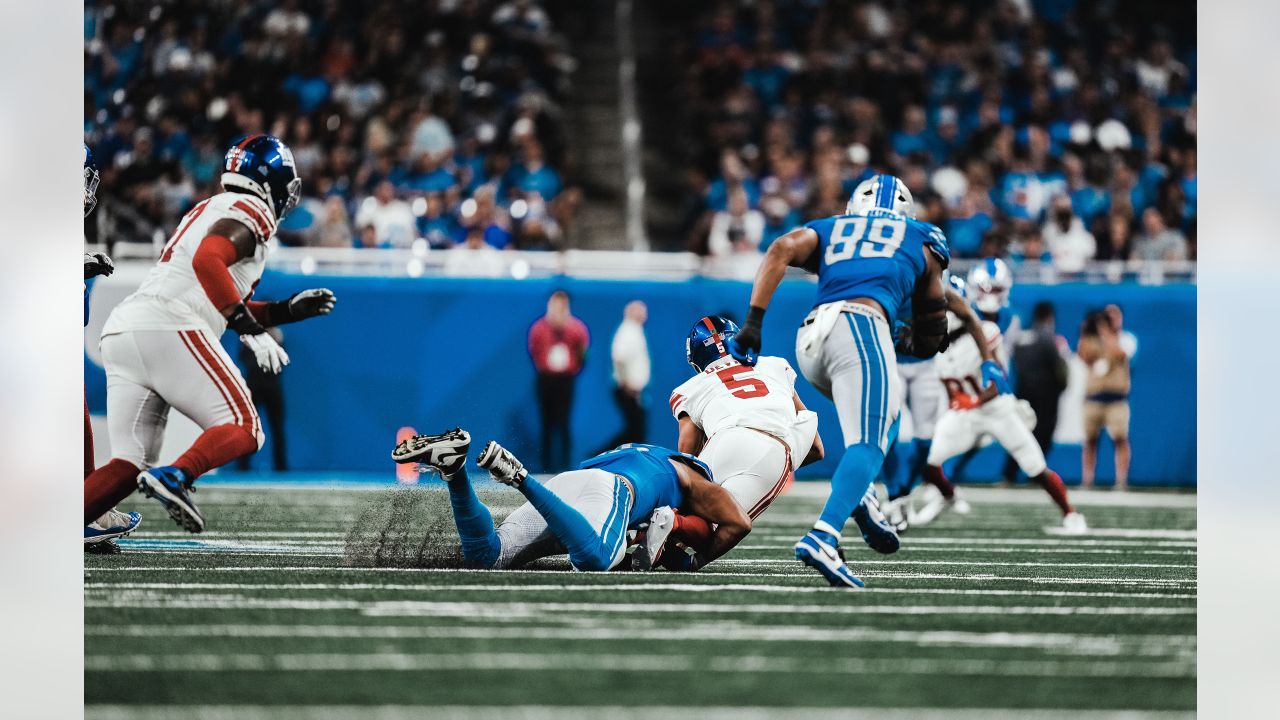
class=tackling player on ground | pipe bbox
[82,134,336,533]
[629,315,825,571]
[82,144,142,552]
[914,272,1087,533]
[730,174,1006,588]
[392,430,751,572]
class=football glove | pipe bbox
[84,252,114,280]
[980,360,1012,395]
[284,288,336,321]
[227,304,290,374]
[729,306,764,366]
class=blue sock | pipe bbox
[519,475,626,571]
[818,443,886,536]
[443,468,501,568]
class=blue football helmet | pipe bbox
[947,273,967,298]
[686,316,740,372]
[220,134,302,220]
[84,144,100,217]
[967,257,1012,315]
[847,174,914,217]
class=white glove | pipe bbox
[241,332,290,374]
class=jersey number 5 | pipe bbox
[825,216,906,265]
[717,365,769,399]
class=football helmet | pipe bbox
[686,315,740,372]
[847,174,914,217]
[220,134,302,220]
[84,144,100,217]
[967,257,1012,315]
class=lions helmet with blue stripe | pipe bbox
[686,315,740,372]
[966,257,1012,314]
[220,134,302,220]
[847,174,914,217]
[84,144,100,217]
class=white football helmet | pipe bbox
[966,257,1013,315]
[847,174,914,217]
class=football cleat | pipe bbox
[477,440,528,487]
[1061,511,1088,535]
[392,428,471,477]
[84,509,142,545]
[84,539,122,555]
[912,488,969,527]
[632,506,676,571]
[137,466,204,533]
[885,495,911,534]
[795,530,864,589]
[851,494,901,554]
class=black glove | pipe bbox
[283,288,337,321]
[84,252,114,280]
[729,306,765,365]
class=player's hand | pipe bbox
[730,306,765,366]
[285,288,336,321]
[241,332,290,374]
[980,360,1012,395]
[84,252,114,280]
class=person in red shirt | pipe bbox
[527,290,590,471]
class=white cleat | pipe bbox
[913,488,968,527]
[632,506,676,571]
[391,428,471,476]
[477,440,529,486]
[1061,511,1088,535]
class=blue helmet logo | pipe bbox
[686,315,740,372]
[220,134,302,220]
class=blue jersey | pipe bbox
[806,209,950,320]
[578,444,709,526]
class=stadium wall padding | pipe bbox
[85,272,1196,486]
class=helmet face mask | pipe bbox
[84,145,99,217]
[686,316,740,372]
[847,174,914,217]
[966,258,1013,315]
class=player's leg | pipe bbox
[700,428,792,519]
[479,441,632,571]
[83,391,94,479]
[984,398,1080,526]
[905,361,944,490]
[84,332,168,527]
[912,409,980,525]
[136,330,262,532]
[1108,402,1131,490]
[1081,401,1103,488]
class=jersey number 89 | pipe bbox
[825,216,906,265]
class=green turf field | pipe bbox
[84,480,1196,719]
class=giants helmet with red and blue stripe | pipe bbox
[84,144,100,217]
[220,134,302,221]
[686,315,741,372]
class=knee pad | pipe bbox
[568,547,613,572]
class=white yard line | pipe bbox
[714,558,1195,569]
[83,651,1194,677]
[84,581,1196,600]
[83,705,1196,720]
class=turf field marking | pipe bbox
[715,558,1196,569]
[83,651,1195,678]
[85,579,1192,597]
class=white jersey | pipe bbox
[935,320,1004,408]
[102,192,277,337]
[670,355,801,447]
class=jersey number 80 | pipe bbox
[825,216,906,265]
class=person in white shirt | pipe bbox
[594,301,651,452]
[1042,194,1096,272]
[354,181,418,248]
[443,227,507,278]
[707,187,766,257]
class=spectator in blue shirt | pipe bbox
[503,140,562,202]
[418,192,463,249]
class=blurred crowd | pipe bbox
[671,0,1196,269]
[84,0,581,252]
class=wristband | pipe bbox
[744,305,766,330]
[226,303,267,336]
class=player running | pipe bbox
[82,144,142,552]
[82,134,336,534]
[914,274,1087,533]
[730,174,991,588]
[628,315,825,571]
[392,430,751,572]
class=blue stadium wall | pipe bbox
[85,272,1196,487]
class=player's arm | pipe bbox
[946,290,994,363]
[732,227,820,363]
[679,477,752,568]
[900,250,949,358]
[676,415,707,456]
[792,391,824,466]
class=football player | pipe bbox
[914,277,1087,533]
[630,315,825,571]
[392,430,751,572]
[729,174,961,588]
[82,144,141,552]
[82,134,336,533]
